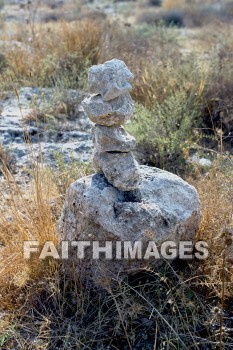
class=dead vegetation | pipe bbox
[0,144,16,174]
[0,157,232,349]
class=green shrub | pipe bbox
[38,52,90,89]
[52,153,92,193]
[127,90,201,173]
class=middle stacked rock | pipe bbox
[82,59,140,191]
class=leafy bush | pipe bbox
[127,90,201,173]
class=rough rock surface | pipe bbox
[82,93,134,126]
[93,151,140,191]
[0,40,33,54]
[59,165,201,284]
[83,59,139,192]
[94,125,136,152]
[0,87,93,170]
[88,59,134,101]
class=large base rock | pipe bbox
[59,166,200,285]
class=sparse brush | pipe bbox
[0,163,60,290]
[1,18,104,88]
[52,153,93,193]
[0,258,218,349]
[191,160,233,300]
[202,45,233,145]
[0,150,92,298]
[127,60,207,173]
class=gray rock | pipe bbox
[14,149,26,158]
[82,93,134,126]
[94,125,136,152]
[59,165,201,285]
[93,151,140,191]
[15,137,23,143]
[0,87,94,172]
[0,40,33,54]
[191,155,212,167]
[88,59,134,101]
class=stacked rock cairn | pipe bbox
[82,59,140,191]
[60,58,201,285]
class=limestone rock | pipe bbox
[59,165,201,284]
[191,155,212,167]
[88,59,134,101]
[94,125,136,152]
[0,87,93,170]
[82,93,134,126]
[93,151,140,191]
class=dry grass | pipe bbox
[163,0,186,9]
[0,144,16,174]
[0,153,232,348]
[191,160,233,299]
[0,164,60,292]
[0,153,91,307]
[1,18,104,88]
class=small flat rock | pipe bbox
[94,125,136,152]
[93,151,140,191]
[88,59,134,101]
[82,93,134,126]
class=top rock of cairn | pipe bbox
[88,59,134,101]
[82,59,140,191]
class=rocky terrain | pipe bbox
[0,87,93,172]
